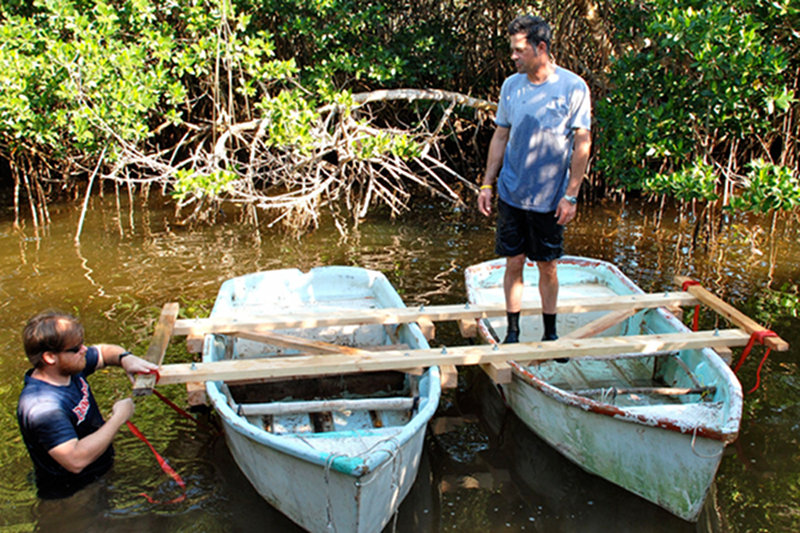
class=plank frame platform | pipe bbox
[172,292,701,336]
[153,329,753,385]
[133,284,789,392]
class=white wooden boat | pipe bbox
[203,266,441,533]
[464,256,742,521]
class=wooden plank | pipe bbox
[234,330,367,355]
[713,345,733,365]
[417,317,435,340]
[235,333,426,375]
[186,381,206,406]
[562,308,639,340]
[186,333,204,354]
[458,319,477,339]
[481,362,512,384]
[440,365,459,388]
[133,302,179,396]
[172,292,700,336]
[675,276,789,352]
[517,309,639,371]
[153,329,752,385]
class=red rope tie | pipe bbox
[127,368,187,504]
[681,279,702,331]
[732,330,778,394]
[126,420,187,504]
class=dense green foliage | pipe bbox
[597,0,798,212]
[1,0,798,223]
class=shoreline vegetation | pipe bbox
[1,0,798,238]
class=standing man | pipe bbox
[17,310,158,499]
[478,14,591,344]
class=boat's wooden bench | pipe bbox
[234,397,418,416]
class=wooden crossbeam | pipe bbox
[675,276,789,352]
[234,330,367,355]
[562,308,640,340]
[133,302,179,396]
[483,308,641,384]
[152,329,752,385]
[172,292,699,337]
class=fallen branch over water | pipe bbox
[91,88,494,235]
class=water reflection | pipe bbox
[0,196,798,532]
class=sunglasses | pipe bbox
[61,342,84,354]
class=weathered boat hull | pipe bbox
[204,266,441,533]
[465,256,742,521]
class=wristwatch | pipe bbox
[563,194,578,205]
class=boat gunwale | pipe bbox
[466,255,743,443]
[204,266,442,477]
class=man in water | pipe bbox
[478,15,591,344]
[17,310,157,498]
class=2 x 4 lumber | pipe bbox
[458,319,477,339]
[153,329,752,385]
[186,333,204,354]
[234,330,367,355]
[675,276,789,351]
[562,308,640,340]
[172,292,700,336]
[417,317,435,341]
[235,334,425,375]
[133,302,179,396]
[237,396,416,416]
[186,381,206,407]
[713,345,733,365]
[481,360,512,384]
[483,308,641,385]
[440,365,459,389]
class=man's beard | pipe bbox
[59,357,87,377]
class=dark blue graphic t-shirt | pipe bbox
[17,347,115,498]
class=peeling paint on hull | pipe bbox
[465,256,742,522]
[204,267,441,533]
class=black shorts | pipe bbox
[495,198,564,262]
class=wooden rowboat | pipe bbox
[464,256,742,521]
[203,266,441,533]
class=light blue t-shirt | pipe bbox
[495,67,591,212]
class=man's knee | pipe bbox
[506,255,526,275]
[536,261,558,277]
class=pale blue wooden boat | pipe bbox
[203,266,441,533]
[465,256,742,521]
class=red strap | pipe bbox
[151,388,219,435]
[732,330,778,393]
[126,420,186,504]
[681,280,702,331]
[139,368,218,434]
[681,279,701,291]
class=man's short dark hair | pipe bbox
[23,311,84,367]
[508,15,552,54]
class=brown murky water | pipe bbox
[1,194,798,532]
